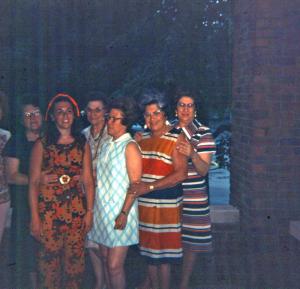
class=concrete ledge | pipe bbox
[210,205,240,224]
[289,220,300,240]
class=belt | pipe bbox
[59,174,71,185]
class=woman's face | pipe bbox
[23,104,43,133]
[107,108,126,139]
[176,96,195,126]
[144,103,166,133]
[52,101,75,130]
[85,100,105,127]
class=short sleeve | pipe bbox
[195,127,216,155]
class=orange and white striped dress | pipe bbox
[138,127,183,264]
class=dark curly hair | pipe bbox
[84,91,108,111]
[18,94,43,120]
[173,88,209,124]
[174,88,198,111]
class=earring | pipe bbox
[194,111,197,118]
[175,111,178,117]
[144,124,148,130]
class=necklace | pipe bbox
[90,125,105,161]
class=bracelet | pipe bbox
[127,191,137,197]
[121,210,128,216]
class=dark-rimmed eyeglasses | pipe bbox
[106,115,124,122]
[177,102,195,109]
[24,109,41,118]
[144,109,162,118]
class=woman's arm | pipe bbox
[131,134,188,197]
[114,141,142,230]
[81,142,95,233]
[190,150,212,176]
[176,139,212,176]
[28,139,43,241]
[5,157,28,185]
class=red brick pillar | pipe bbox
[231,0,300,233]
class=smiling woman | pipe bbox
[28,93,94,289]
[129,95,188,289]
[173,89,216,289]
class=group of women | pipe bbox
[1,89,215,289]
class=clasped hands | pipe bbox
[176,139,197,158]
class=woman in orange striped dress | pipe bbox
[130,98,187,289]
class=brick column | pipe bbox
[231,0,300,233]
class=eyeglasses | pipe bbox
[144,109,162,118]
[106,115,124,122]
[24,109,41,118]
[85,107,104,114]
[177,102,195,109]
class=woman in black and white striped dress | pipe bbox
[175,90,216,289]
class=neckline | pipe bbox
[91,124,105,140]
[111,132,131,143]
[150,125,172,138]
[56,141,75,148]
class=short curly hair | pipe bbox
[108,96,139,130]
[140,89,170,119]
[84,91,108,110]
[174,88,198,111]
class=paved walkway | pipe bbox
[1,224,300,289]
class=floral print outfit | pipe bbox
[38,138,87,289]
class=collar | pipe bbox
[109,132,131,143]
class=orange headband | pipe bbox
[45,93,80,120]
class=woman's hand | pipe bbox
[176,140,195,158]
[129,182,149,197]
[30,216,43,242]
[83,211,93,234]
[114,212,128,230]
[177,139,212,176]
[134,131,143,142]
[40,170,58,185]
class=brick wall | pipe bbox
[231,0,300,233]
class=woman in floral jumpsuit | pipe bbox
[29,93,94,289]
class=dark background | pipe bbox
[0,0,232,131]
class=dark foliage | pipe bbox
[0,0,232,131]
